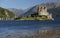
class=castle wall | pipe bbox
[38,6,49,16]
[38,6,54,20]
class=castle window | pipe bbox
[40,7,42,10]
[44,7,46,9]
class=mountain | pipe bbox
[8,8,27,17]
[21,2,60,20]
[0,7,15,18]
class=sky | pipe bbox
[0,0,60,9]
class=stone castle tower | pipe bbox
[38,6,54,20]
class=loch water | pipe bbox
[0,20,60,37]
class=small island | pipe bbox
[15,6,54,20]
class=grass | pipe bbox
[16,16,52,20]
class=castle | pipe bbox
[38,6,54,20]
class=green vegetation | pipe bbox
[0,7,15,18]
[15,15,52,20]
[16,17,49,20]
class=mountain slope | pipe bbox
[0,7,15,18]
[21,2,60,20]
[8,8,26,17]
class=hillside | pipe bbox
[20,2,60,20]
[0,7,15,18]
